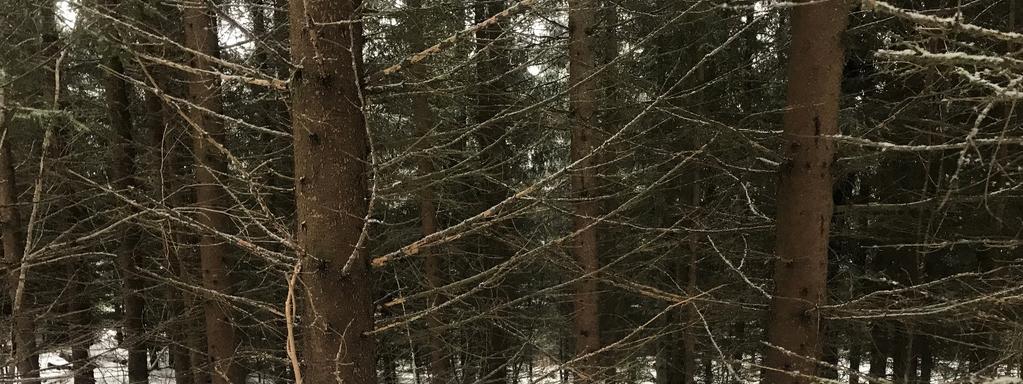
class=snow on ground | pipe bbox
[39,329,176,384]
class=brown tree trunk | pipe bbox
[917,337,932,384]
[892,331,913,384]
[64,262,94,384]
[0,68,39,382]
[182,3,241,383]
[568,0,602,382]
[288,1,377,384]
[0,87,38,383]
[144,72,201,384]
[473,2,516,383]
[761,1,847,384]
[868,325,887,381]
[848,342,861,384]
[102,13,148,380]
[402,1,453,383]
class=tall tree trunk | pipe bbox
[144,72,199,384]
[288,1,377,384]
[568,0,602,382]
[402,1,453,383]
[761,1,847,384]
[102,9,148,379]
[474,1,516,384]
[0,73,38,383]
[182,3,241,383]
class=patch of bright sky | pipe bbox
[53,0,253,58]
[219,3,255,56]
[56,0,77,31]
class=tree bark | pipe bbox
[849,342,861,384]
[102,9,148,379]
[401,1,453,383]
[761,1,847,384]
[569,0,603,382]
[182,3,241,383]
[868,327,887,381]
[473,1,517,384]
[288,1,377,384]
[0,71,39,383]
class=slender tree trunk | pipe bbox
[680,174,701,384]
[568,0,602,382]
[474,1,515,383]
[892,331,912,384]
[403,1,454,383]
[869,347,887,381]
[761,1,847,384]
[70,338,95,384]
[917,337,932,384]
[182,3,241,383]
[849,343,861,384]
[288,1,377,384]
[64,260,94,384]
[730,322,745,384]
[144,72,200,384]
[102,12,148,380]
[681,252,697,384]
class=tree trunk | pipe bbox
[403,1,453,383]
[868,324,887,381]
[102,13,148,380]
[288,1,377,384]
[0,125,36,381]
[182,3,241,383]
[730,322,745,384]
[892,331,913,384]
[569,0,602,382]
[473,2,516,384]
[849,342,861,384]
[0,90,38,383]
[64,259,94,384]
[761,1,847,384]
[917,337,932,384]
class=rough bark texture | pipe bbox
[568,0,603,382]
[182,3,241,383]
[404,1,453,382]
[761,1,848,384]
[0,73,38,383]
[288,1,377,384]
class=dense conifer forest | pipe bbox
[1,0,1023,383]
